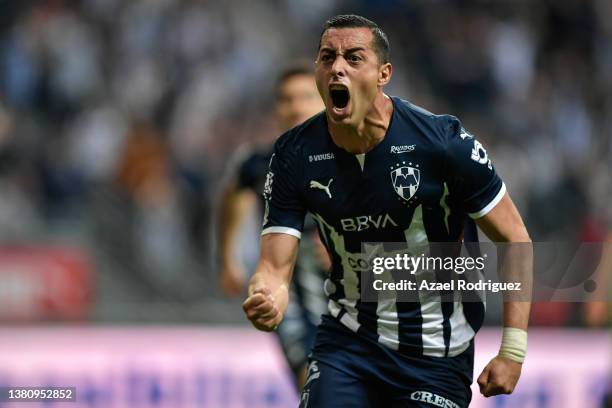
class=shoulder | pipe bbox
[391,96,462,146]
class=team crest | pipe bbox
[390,164,420,201]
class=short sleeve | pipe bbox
[444,118,506,219]
[261,140,306,239]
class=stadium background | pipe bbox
[0,0,610,407]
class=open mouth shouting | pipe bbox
[329,83,351,120]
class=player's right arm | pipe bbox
[243,133,306,331]
[242,134,306,331]
[243,233,299,331]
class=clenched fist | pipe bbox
[477,355,522,397]
[242,286,285,332]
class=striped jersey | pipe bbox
[261,96,505,357]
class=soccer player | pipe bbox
[218,67,329,388]
[243,15,532,407]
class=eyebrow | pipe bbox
[319,46,367,54]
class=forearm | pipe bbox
[248,234,298,313]
[498,239,532,364]
[475,194,532,368]
[476,194,532,328]
[248,258,292,297]
[243,233,299,331]
[500,241,532,330]
[502,301,530,330]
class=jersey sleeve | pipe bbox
[444,117,506,219]
[261,138,306,239]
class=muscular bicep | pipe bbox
[475,193,530,243]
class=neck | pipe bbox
[328,92,393,154]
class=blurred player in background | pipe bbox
[243,15,532,407]
[218,67,329,388]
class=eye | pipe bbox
[347,54,362,63]
[320,53,333,62]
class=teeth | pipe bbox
[330,85,347,90]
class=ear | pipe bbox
[378,63,392,87]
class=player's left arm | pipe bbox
[475,192,532,397]
[443,118,532,396]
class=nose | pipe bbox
[331,55,347,77]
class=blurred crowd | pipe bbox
[0,0,610,325]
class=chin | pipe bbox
[327,112,351,125]
[326,105,353,124]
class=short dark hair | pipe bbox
[319,14,390,64]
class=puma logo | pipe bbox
[309,178,333,199]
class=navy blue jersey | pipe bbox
[262,96,506,357]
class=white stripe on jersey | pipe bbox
[418,294,446,357]
[405,205,446,357]
[376,296,400,350]
[448,301,475,356]
[376,258,399,349]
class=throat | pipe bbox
[328,93,393,154]
[328,118,388,154]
